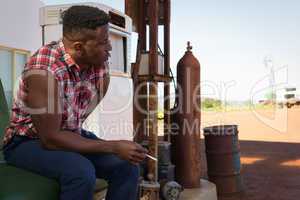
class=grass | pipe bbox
[157,104,278,119]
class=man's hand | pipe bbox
[114,141,148,165]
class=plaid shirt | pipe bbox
[3,41,108,146]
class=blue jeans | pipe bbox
[3,130,140,200]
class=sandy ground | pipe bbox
[201,107,300,143]
[199,107,300,200]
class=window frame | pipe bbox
[0,45,30,105]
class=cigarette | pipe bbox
[146,154,157,161]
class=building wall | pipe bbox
[0,0,44,53]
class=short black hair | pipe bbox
[62,5,110,39]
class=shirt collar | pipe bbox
[58,40,81,70]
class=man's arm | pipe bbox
[23,70,146,164]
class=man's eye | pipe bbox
[105,39,110,44]
[99,40,108,45]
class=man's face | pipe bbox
[81,25,112,67]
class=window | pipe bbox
[108,32,129,73]
[0,45,30,108]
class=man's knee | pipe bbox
[130,163,140,180]
[117,161,140,182]
[78,166,97,187]
[62,157,96,187]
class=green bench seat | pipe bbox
[0,78,107,200]
[0,163,108,200]
[0,163,60,200]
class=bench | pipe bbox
[0,78,107,200]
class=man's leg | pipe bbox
[81,130,140,200]
[84,153,140,200]
[3,136,96,200]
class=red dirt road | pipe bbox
[240,141,300,200]
[200,108,300,200]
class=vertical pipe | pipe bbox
[149,0,159,75]
[148,82,158,181]
[136,0,148,142]
[125,0,138,32]
[163,0,171,142]
[126,0,148,142]
[139,0,147,51]
[148,0,159,181]
[134,82,148,142]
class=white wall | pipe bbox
[0,0,44,53]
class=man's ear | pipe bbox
[73,42,84,56]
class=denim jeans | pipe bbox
[3,130,140,200]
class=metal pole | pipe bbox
[148,0,159,181]
[163,0,171,142]
[126,0,148,142]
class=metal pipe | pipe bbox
[148,82,159,181]
[149,0,159,75]
[163,0,171,142]
[126,0,148,143]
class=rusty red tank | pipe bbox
[171,42,201,188]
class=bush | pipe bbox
[201,98,222,110]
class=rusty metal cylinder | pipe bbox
[204,125,245,199]
[171,42,201,188]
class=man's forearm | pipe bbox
[43,131,116,154]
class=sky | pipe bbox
[42,0,300,101]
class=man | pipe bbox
[2,5,147,200]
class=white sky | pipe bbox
[42,0,300,101]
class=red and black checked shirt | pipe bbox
[3,41,108,146]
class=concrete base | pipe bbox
[179,179,218,200]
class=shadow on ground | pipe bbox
[201,140,300,200]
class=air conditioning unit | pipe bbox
[39,2,132,74]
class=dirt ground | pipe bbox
[200,107,300,200]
